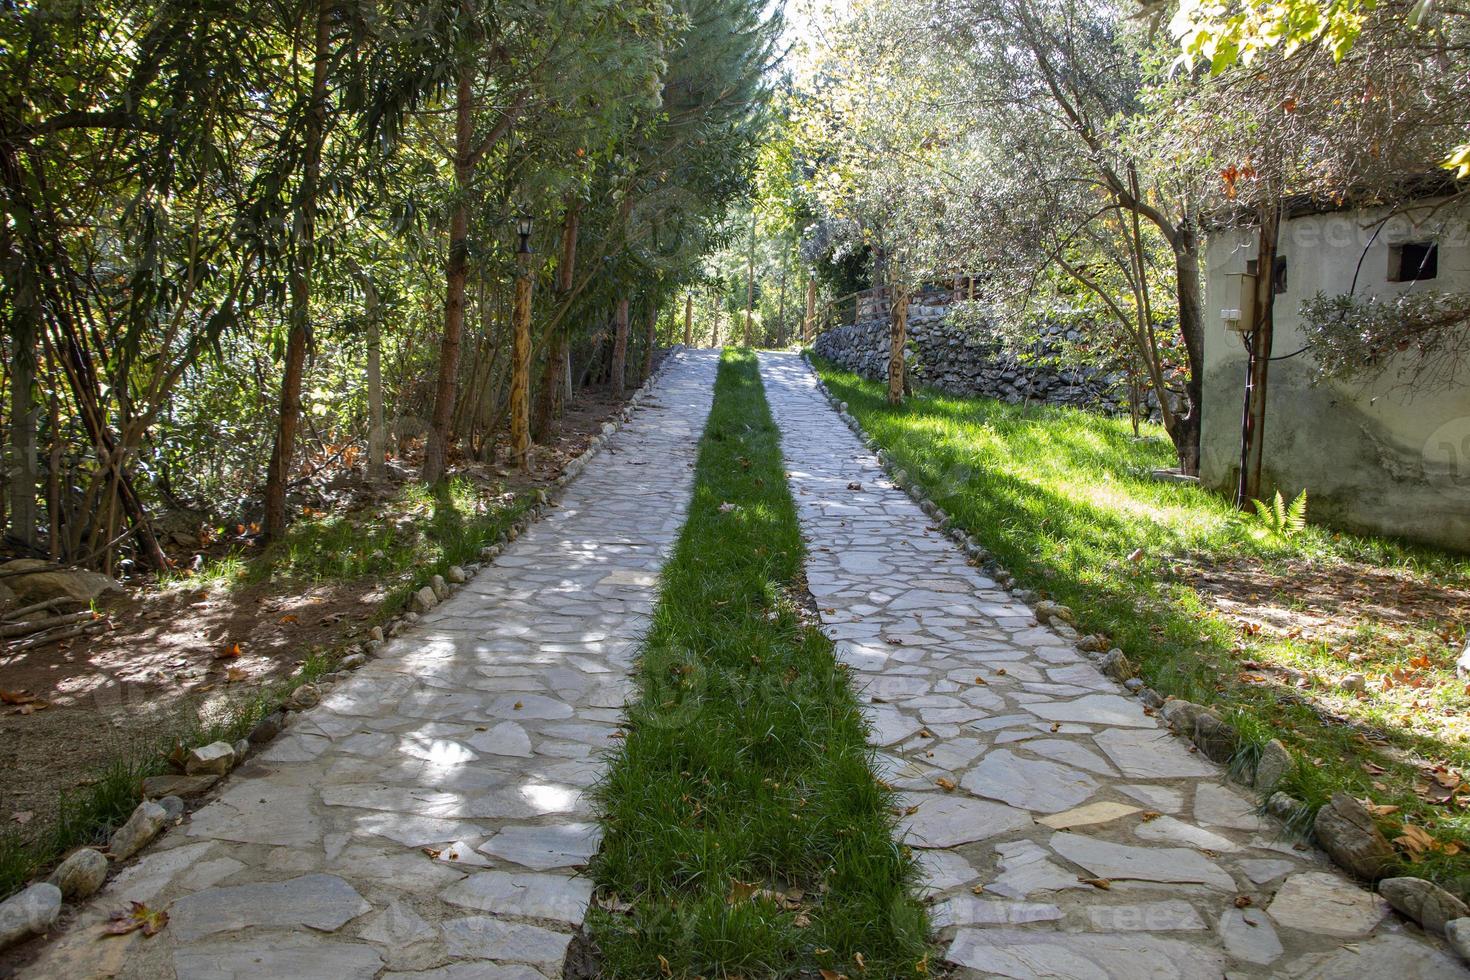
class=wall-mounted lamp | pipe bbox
[516,215,533,255]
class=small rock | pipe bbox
[47,848,107,900]
[410,586,437,613]
[1100,649,1135,681]
[248,711,285,745]
[1192,711,1238,763]
[185,741,236,776]
[233,738,250,761]
[1078,634,1111,653]
[340,653,367,671]
[1314,792,1396,881]
[430,574,449,600]
[1267,792,1302,821]
[369,626,385,643]
[1052,621,1080,642]
[1123,677,1144,693]
[1338,673,1366,693]
[447,565,468,584]
[0,883,61,949]
[1254,739,1293,792]
[142,773,220,799]
[110,801,169,860]
[157,795,186,822]
[1034,600,1076,626]
[1446,918,1470,962]
[1379,876,1469,934]
[287,684,320,710]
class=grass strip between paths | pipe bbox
[589,349,931,978]
[811,356,1470,892]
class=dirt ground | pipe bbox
[0,378,653,836]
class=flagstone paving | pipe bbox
[757,351,1468,979]
[20,350,719,980]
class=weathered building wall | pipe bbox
[812,292,1145,416]
[1200,199,1470,551]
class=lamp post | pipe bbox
[510,215,534,471]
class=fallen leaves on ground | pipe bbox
[103,902,168,938]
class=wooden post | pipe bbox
[683,293,693,347]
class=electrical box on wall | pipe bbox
[1219,272,1257,333]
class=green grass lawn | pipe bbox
[813,356,1470,892]
[589,350,931,978]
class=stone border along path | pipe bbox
[17,349,720,980]
[756,351,1467,979]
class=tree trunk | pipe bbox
[611,298,630,397]
[776,258,787,347]
[6,328,38,548]
[1172,226,1205,476]
[1238,202,1281,507]
[531,204,580,442]
[711,294,721,348]
[641,303,656,381]
[366,283,386,481]
[744,213,756,346]
[804,275,816,343]
[264,0,330,538]
[509,252,533,470]
[423,66,474,483]
[683,293,692,347]
[888,284,908,405]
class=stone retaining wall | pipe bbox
[813,295,1157,418]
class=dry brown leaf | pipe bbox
[11,811,34,825]
[1140,811,1162,822]
[936,777,957,792]
[854,952,867,972]
[1078,877,1111,890]
[103,902,168,938]
[819,971,848,980]
[0,689,37,705]
[658,954,672,977]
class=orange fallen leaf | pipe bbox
[936,777,957,792]
[215,642,241,660]
[103,902,168,938]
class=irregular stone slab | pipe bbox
[441,870,594,925]
[169,873,370,942]
[1237,858,1299,884]
[935,895,1062,927]
[188,779,322,847]
[1025,694,1157,728]
[949,927,1226,979]
[1050,832,1235,889]
[1266,871,1389,937]
[915,849,980,893]
[898,794,1033,848]
[1037,802,1141,831]
[1081,900,1206,932]
[960,749,1098,813]
[172,938,383,979]
[1133,815,1239,852]
[1219,907,1283,965]
[440,915,572,971]
[1021,738,1118,776]
[1193,783,1266,831]
[1117,783,1184,813]
[359,899,436,945]
[478,822,601,870]
[1093,729,1217,779]
[468,721,534,757]
[382,966,546,980]
[1285,932,1468,978]
[351,811,483,847]
[986,840,1086,899]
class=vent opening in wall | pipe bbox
[1390,241,1438,282]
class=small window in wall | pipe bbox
[1272,255,1288,294]
[1390,241,1439,282]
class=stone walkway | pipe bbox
[756,351,1467,979]
[22,350,719,980]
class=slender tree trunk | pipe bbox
[510,250,533,470]
[683,293,692,347]
[366,284,386,481]
[711,291,721,348]
[1173,227,1205,476]
[611,298,630,397]
[888,283,909,405]
[641,303,656,381]
[424,66,475,483]
[6,329,38,548]
[1238,201,1281,507]
[532,204,579,442]
[264,0,330,538]
[744,213,756,345]
[776,257,787,347]
[804,275,816,343]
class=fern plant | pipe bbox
[1250,489,1309,538]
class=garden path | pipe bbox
[19,350,720,980]
[757,350,1466,979]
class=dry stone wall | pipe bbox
[813,293,1155,418]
